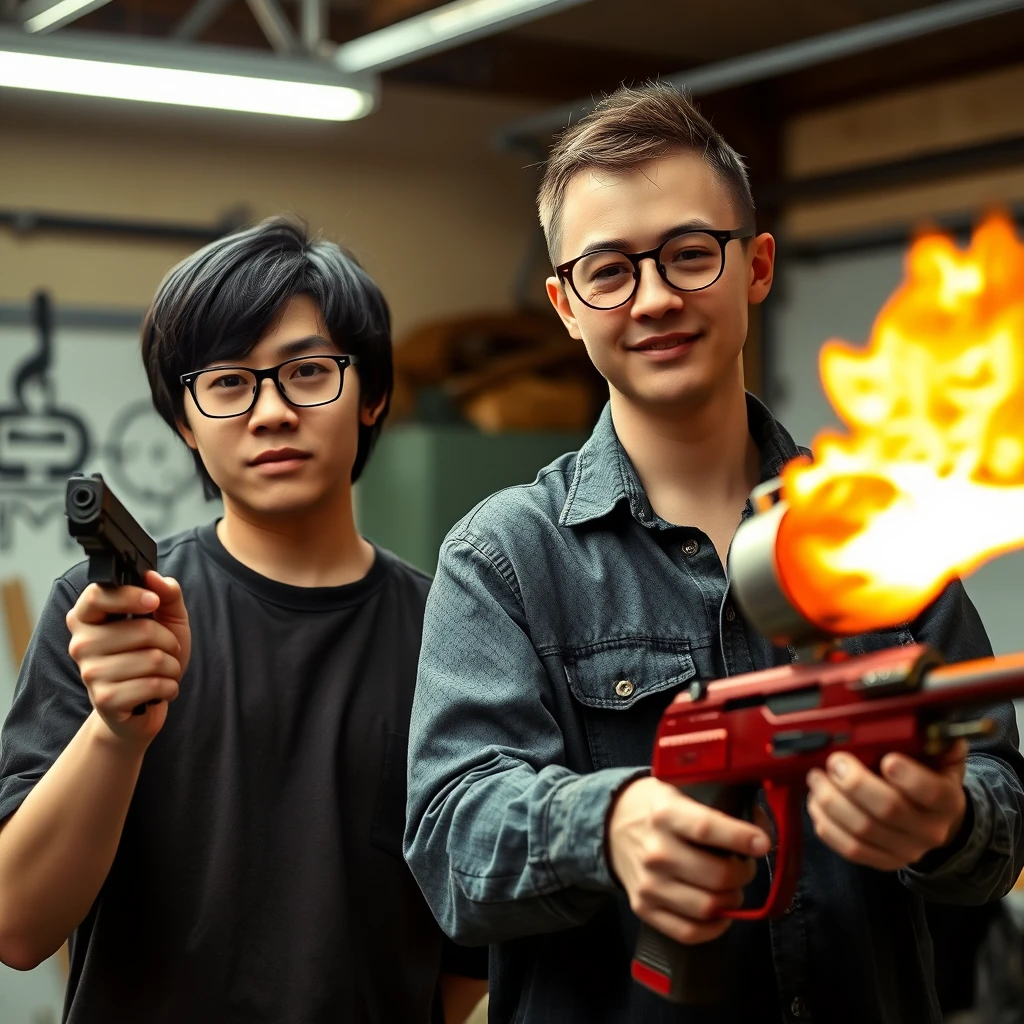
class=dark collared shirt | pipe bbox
[405,396,1024,1024]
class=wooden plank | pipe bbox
[787,63,1024,179]
[782,164,1024,242]
[1,577,33,670]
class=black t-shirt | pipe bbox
[0,522,482,1023]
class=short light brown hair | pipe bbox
[537,83,755,264]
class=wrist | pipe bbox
[912,787,974,874]
[604,771,651,887]
[84,711,151,761]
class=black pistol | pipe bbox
[65,473,160,715]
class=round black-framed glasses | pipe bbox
[180,353,359,419]
[556,227,753,311]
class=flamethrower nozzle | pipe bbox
[729,479,836,649]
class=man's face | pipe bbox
[546,151,775,413]
[178,294,380,518]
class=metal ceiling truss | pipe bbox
[498,0,1024,149]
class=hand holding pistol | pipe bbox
[64,474,189,735]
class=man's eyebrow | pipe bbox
[277,334,336,357]
[576,221,719,259]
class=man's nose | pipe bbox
[247,378,299,430]
[630,258,685,320]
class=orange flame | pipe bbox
[776,211,1024,635]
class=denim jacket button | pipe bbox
[790,996,806,1018]
[682,539,700,556]
[614,679,635,698]
[724,604,737,622]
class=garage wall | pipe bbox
[0,82,546,339]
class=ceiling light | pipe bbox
[21,0,114,34]
[0,28,376,121]
[333,0,591,74]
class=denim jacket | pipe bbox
[405,396,1024,1024]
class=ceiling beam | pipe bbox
[18,0,113,33]
[300,0,327,52]
[244,0,302,54]
[498,0,1024,148]
[333,0,593,75]
[171,0,233,40]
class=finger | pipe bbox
[753,804,777,848]
[633,872,746,923]
[669,798,771,858]
[71,583,159,625]
[68,618,183,662]
[667,841,759,893]
[91,676,180,714]
[933,738,970,768]
[806,796,906,871]
[641,907,733,946]
[144,572,188,623]
[823,753,931,827]
[78,649,182,687]
[638,820,759,892]
[807,770,925,861]
[879,752,964,814]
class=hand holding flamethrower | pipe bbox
[631,212,1024,1004]
[630,479,1024,1003]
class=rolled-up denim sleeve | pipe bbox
[404,534,640,946]
[899,579,1024,903]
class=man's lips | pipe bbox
[630,332,702,352]
[248,447,311,467]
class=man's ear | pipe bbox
[360,393,388,427]
[546,276,583,341]
[176,416,198,451]
[747,232,776,306]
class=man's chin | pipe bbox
[612,376,717,414]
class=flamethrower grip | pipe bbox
[630,782,759,1004]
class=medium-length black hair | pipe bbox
[142,216,392,499]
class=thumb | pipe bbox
[143,571,187,621]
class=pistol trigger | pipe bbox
[924,718,996,755]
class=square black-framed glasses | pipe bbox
[180,353,359,419]
[556,227,754,310]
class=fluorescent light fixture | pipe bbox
[21,0,113,34]
[333,0,592,74]
[0,28,377,121]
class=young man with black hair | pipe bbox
[405,85,1024,1023]
[0,217,486,1023]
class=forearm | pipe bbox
[407,761,643,945]
[0,710,145,968]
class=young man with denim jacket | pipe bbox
[404,84,1024,1023]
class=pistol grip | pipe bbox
[106,603,160,717]
[721,779,804,921]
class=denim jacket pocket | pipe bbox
[563,639,697,769]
